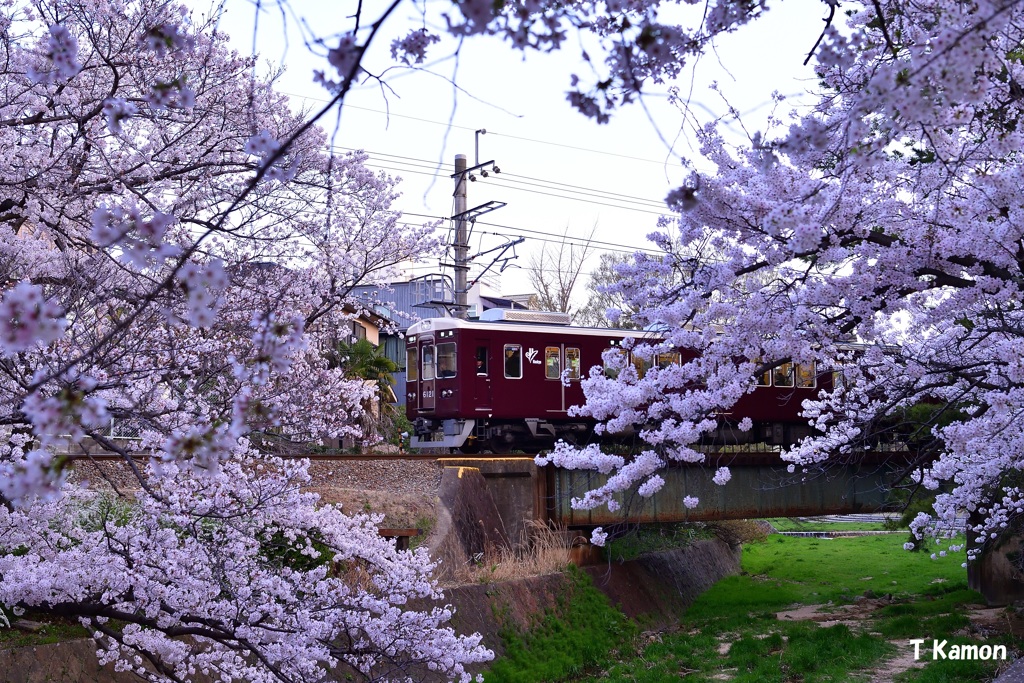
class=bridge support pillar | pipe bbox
[438,457,542,548]
[430,466,511,575]
[968,531,1024,606]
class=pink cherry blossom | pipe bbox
[0,282,67,354]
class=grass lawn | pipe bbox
[591,534,1019,682]
[740,534,966,603]
[0,610,90,650]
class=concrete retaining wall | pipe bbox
[0,639,138,683]
[443,538,740,663]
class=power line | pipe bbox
[358,158,672,216]
[400,211,662,255]
[254,196,663,256]
[491,174,667,209]
[473,182,669,216]
[362,161,670,216]
[487,131,681,167]
[280,92,684,166]
[336,145,671,208]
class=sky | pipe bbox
[202,0,829,302]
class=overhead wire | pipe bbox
[251,99,677,279]
[334,145,671,209]
[357,160,673,216]
[280,94,684,167]
[233,195,665,256]
[400,211,663,255]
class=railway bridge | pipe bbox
[64,445,1022,605]
[435,450,1021,606]
[439,450,907,539]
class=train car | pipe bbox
[405,309,828,452]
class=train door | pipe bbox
[473,341,492,410]
[543,345,582,413]
[420,337,435,411]
[544,344,567,414]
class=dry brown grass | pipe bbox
[448,521,583,585]
[311,488,436,529]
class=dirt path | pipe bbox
[762,599,1020,683]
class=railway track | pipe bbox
[60,451,537,462]
[61,449,914,465]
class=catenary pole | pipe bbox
[454,153,468,319]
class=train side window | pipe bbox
[437,342,457,378]
[603,348,622,379]
[504,344,522,379]
[753,358,771,386]
[774,362,794,387]
[631,353,651,379]
[796,362,816,388]
[407,347,419,382]
[545,346,560,380]
[566,348,581,380]
[656,352,680,370]
[422,344,435,381]
[475,347,488,375]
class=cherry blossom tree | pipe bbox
[161,0,1024,571]
[0,0,491,680]
[522,0,1024,564]
[1,1,791,672]
[8,0,1024,675]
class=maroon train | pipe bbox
[405,310,827,452]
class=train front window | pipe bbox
[407,347,419,382]
[774,362,794,387]
[566,348,580,380]
[422,344,435,381]
[437,342,457,378]
[796,362,816,388]
[476,346,488,375]
[504,344,522,379]
[545,347,560,380]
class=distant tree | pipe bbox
[576,253,640,328]
[331,337,399,403]
[526,227,595,319]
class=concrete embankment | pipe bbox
[0,638,139,683]
[442,538,740,663]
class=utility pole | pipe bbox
[449,152,505,318]
[453,154,469,319]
